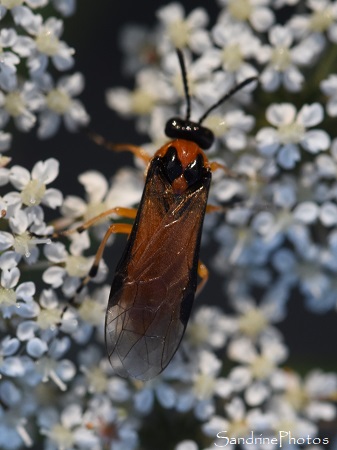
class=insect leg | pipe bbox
[52,207,137,238]
[196,260,209,296]
[88,130,151,165]
[59,223,133,326]
[79,222,133,290]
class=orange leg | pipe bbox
[61,222,133,320]
[80,222,133,288]
[196,260,209,296]
[53,207,137,238]
[88,130,151,165]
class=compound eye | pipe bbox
[161,146,183,183]
[184,154,204,187]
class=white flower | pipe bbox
[39,403,99,449]
[0,266,37,319]
[9,158,62,208]
[106,67,174,118]
[203,108,255,152]
[289,0,337,43]
[203,397,271,443]
[258,25,317,92]
[210,21,260,82]
[156,2,211,54]
[227,335,288,406]
[269,397,318,437]
[282,370,337,422]
[217,0,275,32]
[42,241,93,296]
[37,72,90,138]
[60,167,143,243]
[256,103,330,169]
[22,15,75,74]
[0,81,43,132]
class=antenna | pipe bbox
[176,48,191,121]
[198,76,258,124]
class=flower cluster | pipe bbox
[1,0,337,449]
[0,0,89,143]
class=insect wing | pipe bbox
[105,157,211,380]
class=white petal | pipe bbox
[250,7,275,32]
[16,320,39,341]
[256,127,280,155]
[175,440,198,450]
[266,103,296,126]
[58,72,84,96]
[42,188,63,209]
[245,381,270,406]
[297,103,323,127]
[56,359,76,381]
[44,242,67,262]
[32,158,59,184]
[0,356,26,377]
[327,97,337,117]
[156,383,176,408]
[0,231,14,251]
[277,143,300,169]
[37,110,61,139]
[61,195,87,218]
[320,202,337,226]
[301,129,330,153]
[156,3,184,24]
[52,45,75,71]
[42,266,65,288]
[293,202,319,224]
[61,404,82,428]
[227,337,256,363]
[269,25,292,47]
[229,366,252,391]
[26,337,48,357]
[9,165,30,189]
[78,171,108,203]
[0,251,20,270]
[1,337,20,356]
[320,74,337,96]
[16,281,35,301]
[1,267,20,288]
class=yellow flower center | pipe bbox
[46,89,71,114]
[278,122,305,144]
[310,8,333,32]
[0,0,23,8]
[21,179,46,206]
[4,92,25,117]
[222,44,243,72]
[35,28,60,56]
[238,308,268,338]
[131,88,156,115]
[271,47,292,71]
[228,0,252,21]
[168,19,190,48]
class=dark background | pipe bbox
[10,1,337,372]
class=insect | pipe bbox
[63,49,256,381]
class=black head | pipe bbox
[165,117,214,150]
